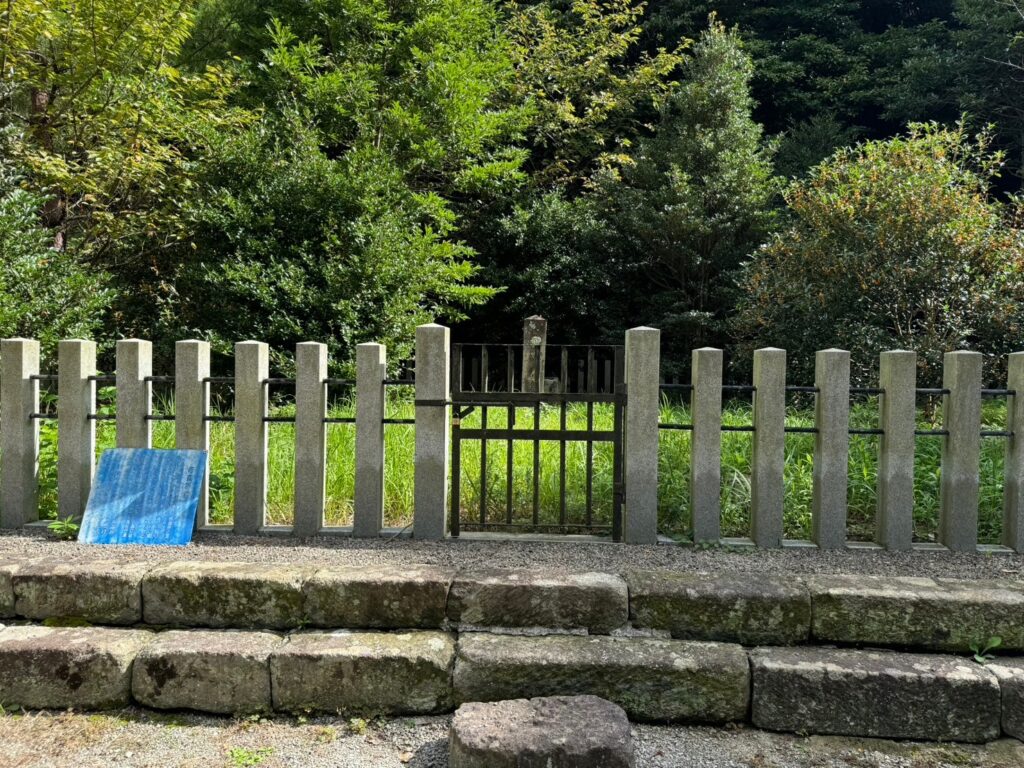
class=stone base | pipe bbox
[450,696,634,768]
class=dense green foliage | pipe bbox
[1,0,1023,379]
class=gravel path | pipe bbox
[0,709,1021,768]
[1,529,1023,580]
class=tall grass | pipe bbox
[34,394,1011,544]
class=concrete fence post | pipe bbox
[1004,352,1024,552]
[624,327,660,544]
[354,342,387,538]
[116,339,152,448]
[414,324,450,539]
[939,350,982,552]
[58,339,96,519]
[811,349,850,549]
[175,340,210,526]
[751,347,786,548]
[522,316,547,393]
[294,342,328,537]
[690,347,723,543]
[234,341,268,535]
[1,339,40,528]
[876,350,916,550]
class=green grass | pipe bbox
[34,394,1012,544]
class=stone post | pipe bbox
[1004,353,1024,552]
[116,339,152,448]
[413,324,450,539]
[1,339,40,528]
[175,340,210,525]
[811,349,850,549]
[234,341,268,535]
[751,347,786,547]
[522,316,547,393]
[624,327,660,544]
[939,350,982,552]
[690,348,723,543]
[294,342,328,537]
[58,339,96,519]
[354,342,387,538]
[876,350,916,550]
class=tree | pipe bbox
[733,122,1024,385]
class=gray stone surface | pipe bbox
[809,574,1024,651]
[750,646,1001,743]
[132,629,281,714]
[14,560,151,625]
[354,342,387,538]
[293,342,328,537]
[0,625,153,709]
[627,571,810,645]
[1,339,40,529]
[453,633,749,723]
[811,349,850,549]
[175,340,211,525]
[270,630,455,714]
[304,565,453,628]
[1005,353,1024,552]
[624,327,660,545]
[986,658,1024,740]
[876,350,916,550]
[413,324,450,540]
[448,569,627,633]
[142,561,309,629]
[450,695,634,768]
[751,348,785,548]
[115,339,152,449]
[939,350,982,552]
[690,348,723,544]
[234,341,269,535]
[58,339,96,519]
[0,560,20,617]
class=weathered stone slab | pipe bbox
[447,569,628,634]
[986,659,1024,740]
[0,560,24,618]
[304,566,453,629]
[142,561,310,629]
[450,695,635,768]
[626,571,810,645]
[270,630,455,714]
[132,629,281,714]
[0,625,153,709]
[13,560,151,625]
[750,646,1000,743]
[809,575,1024,652]
[453,633,748,722]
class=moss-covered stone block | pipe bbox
[986,658,1024,740]
[14,560,151,625]
[304,565,453,629]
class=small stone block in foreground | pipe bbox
[0,561,19,617]
[453,633,748,722]
[270,630,455,714]
[13,560,151,625]
[0,625,153,709]
[132,629,282,714]
[447,569,628,634]
[449,695,634,768]
[142,561,310,629]
[304,565,453,629]
[809,575,1024,652]
[987,659,1024,741]
[626,571,810,645]
[750,646,1000,743]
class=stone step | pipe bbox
[453,632,750,723]
[750,646,1001,743]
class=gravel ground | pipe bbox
[0,709,1021,768]
[1,529,1023,580]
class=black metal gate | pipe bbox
[450,343,625,539]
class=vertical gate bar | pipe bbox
[295,342,328,537]
[1,338,40,528]
[624,328,660,544]
[938,350,982,552]
[750,347,786,547]
[449,341,462,538]
[58,340,96,520]
[234,340,269,535]
[690,347,723,543]
[559,398,567,526]
[354,342,387,537]
[506,402,514,525]
[532,401,540,526]
[1004,352,1024,552]
[507,345,514,392]
[811,348,851,549]
[586,400,594,527]
[116,339,153,448]
[576,358,584,392]
[176,340,211,526]
[587,348,596,394]
[482,346,489,392]
[876,350,916,550]
[480,405,488,526]
[611,348,625,541]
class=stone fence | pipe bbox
[0,325,1021,552]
